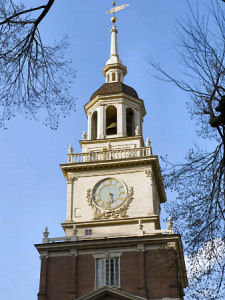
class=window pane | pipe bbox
[106,258,109,285]
[96,259,101,288]
[96,257,119,289]
[101,259,105,287]
[115,258,119,286]
[110,258,114,286]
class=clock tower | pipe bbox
[35,4,187,300]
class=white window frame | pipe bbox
[94,253,121,289]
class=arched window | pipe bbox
[118,73,121,82]
[126,108,134,136]
[107,74,110,82]
[112,72,116,81]
[106,106,117,135]
[91,111,98,140]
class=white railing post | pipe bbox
[67,144,74,163]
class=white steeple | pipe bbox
[106,23,122,65]
[102,7,127,83]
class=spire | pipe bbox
[106,21,122,65]
[103,2,129,83]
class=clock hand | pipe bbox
[107,192,114,203]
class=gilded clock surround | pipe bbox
[87,179,134,220]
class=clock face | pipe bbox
[92,178,127,210]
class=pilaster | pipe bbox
[37,253,48,300]
[145,168,155,216]
[66,178,74,221]
[137,244,147,298]
[68,249,78,300]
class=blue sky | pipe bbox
[0,1,209,299]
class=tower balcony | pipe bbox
[67,146,152,164]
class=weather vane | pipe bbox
[106,1,130,23]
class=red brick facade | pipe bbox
[36,235,187,300]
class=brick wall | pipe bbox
[38,248,183,300]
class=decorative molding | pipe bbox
[166,242,176,249]
[37,243,171,258]
[76,286,147,300]
[68,168,145,179]
[145,168,153,178]
[87,186,134,220]
[137,243,145,252]
[69,249,78,257]
[66,176,77,184]
[93,252,122,259]
[39,251,48,259]
[84,92,146,117]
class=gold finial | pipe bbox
[111,16,117,23]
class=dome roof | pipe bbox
[90,82,139,101]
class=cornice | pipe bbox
[60,155,167,204]
[61,216,159,229]
[84,92,146,117]
[79,135,144,147]
[34,233,187,288]
[102,63,127,76]
[35,234,181,252]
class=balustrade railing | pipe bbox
[67,147,152,163]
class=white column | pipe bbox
[117,104,126,137]
[122,104,127,136]
[135,109,141,134]
[98,105,105,139]
[87,113,91,140]
[102,105,106,139]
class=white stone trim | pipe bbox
[94,254,121,290]
[42,243,167,258]
[93,252,122,259]
[76,286,147,300]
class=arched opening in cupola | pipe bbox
[91,111,98,140]
[106,105,117,135]
[112,72,116,81]
[126,108,135,136]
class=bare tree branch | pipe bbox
[150,1,225,298]
[0,0,76,129]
